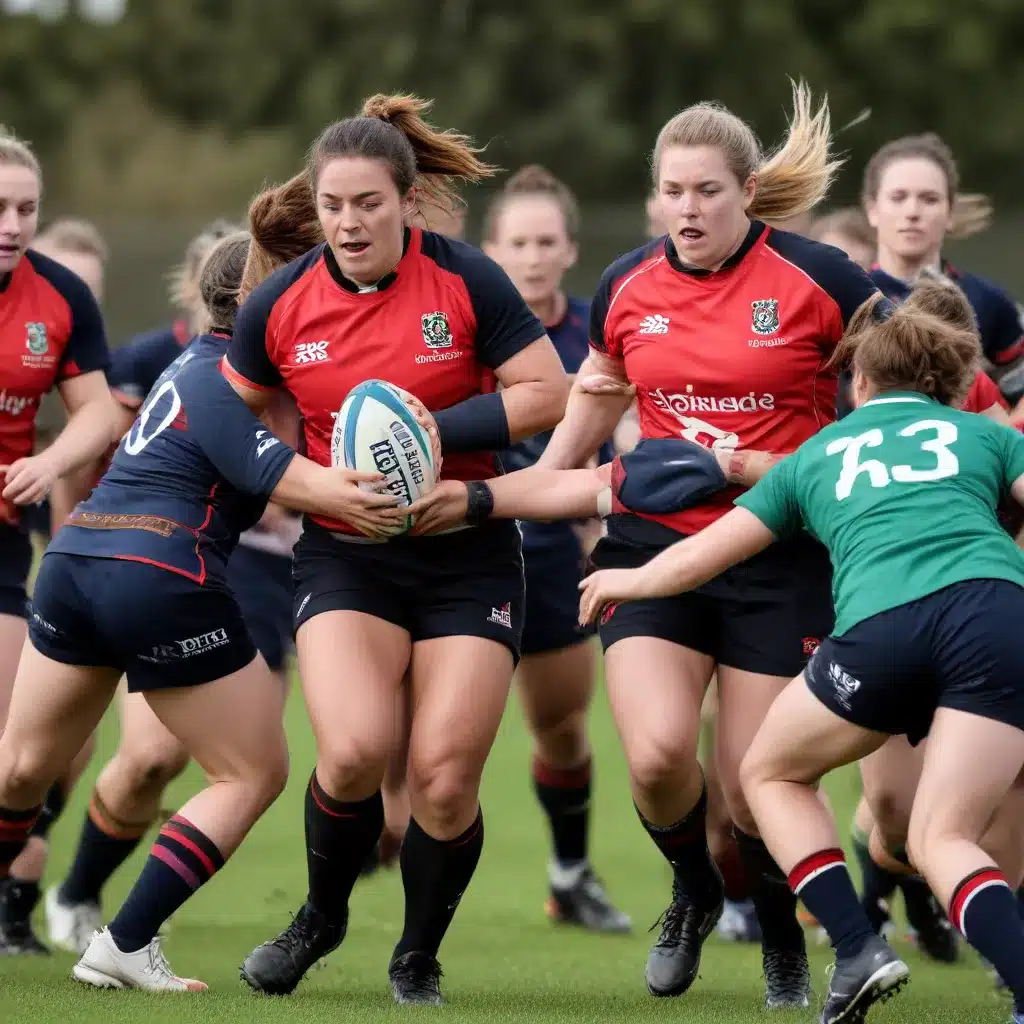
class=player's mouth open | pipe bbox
[679,229,704,241]
[340,241,370,254]
[0,242,18,255]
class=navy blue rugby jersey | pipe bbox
[501,296,612,551]
[108,320,190,410]
[48,333,296,583]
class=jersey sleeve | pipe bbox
[980,287,1024,367]
[734,454,802,539]
[107,335,173,408]
[589,261,619,357]
[457,248,546,369]
[767,234,879,350]
[223,274,287,391]
[962,370,1008,414]
[49,264,110,382]
[176,359,295,496]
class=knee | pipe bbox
[869,786,911,847]
[532,709,588,768]
[0,741,54,806]
[316,736,387,799]
[246,742,290,816]
[118,743,191,796]
[627,729,697,796]
[408,749,481,835]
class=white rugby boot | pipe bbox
[72,927,207,991]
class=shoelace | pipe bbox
[144,938,176,982]
[271,909,317,952]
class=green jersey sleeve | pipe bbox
[734,454,802,539]
[1002,425,1024,491]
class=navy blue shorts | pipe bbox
[293,519,525,663]
[806,579,1024,745]
[0,523,33,619]
[28,553,257,692]
[228,544,294,672]
[591,515,833,678]
[521,539,590,656]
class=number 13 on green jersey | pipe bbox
[737,393,1024,637]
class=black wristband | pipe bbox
[464,481,494,525]
[433,392,510,453]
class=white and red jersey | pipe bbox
[590,222,877,534]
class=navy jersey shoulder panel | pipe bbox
[590,238,665,353]
[24,249,110,378]
[950,268,1024,363]
[108,327,185,404]
[766,230,878,327]
[419,230,545,369]
[226,244,326,388]
[548,296,591,375]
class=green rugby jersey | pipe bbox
[737,391,1024,636]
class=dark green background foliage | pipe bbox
[3,0,1024,339]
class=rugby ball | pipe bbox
[331,379,436,534]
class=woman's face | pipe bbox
[0,164,40,275]
[866,157,952,265]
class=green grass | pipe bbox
[0,659,1013,1023]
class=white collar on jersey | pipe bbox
[862,395,929,407]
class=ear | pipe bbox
[564,239,579,271]
[741,173,757,213]
[400,188,418,221]
[864,200,879,231]
[481,239,497,259]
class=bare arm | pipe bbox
[577,507,776,624]
[537,351,634,470]
[2,371,118,506]
[493,336,570,441]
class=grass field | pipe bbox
[0,658,1014,1023]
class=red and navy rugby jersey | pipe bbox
[591,221,877,535]
[0,249,109,523]
[871,264,1024,373]
[223,227,545,534]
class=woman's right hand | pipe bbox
[321,469,408,538]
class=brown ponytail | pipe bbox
[831,289,979,407]
[198,231,251,333]
[308,93,497,220]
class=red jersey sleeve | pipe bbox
[224,248,324,391]
[589,240,663,359]
[28,253,110,381]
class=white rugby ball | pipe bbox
[331,379,436,534]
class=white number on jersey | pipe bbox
[826,419,960,501]
[124,379,182,455]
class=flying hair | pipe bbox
[309,93,497,220]
[482,164,581,242]
[861,133,991,240]
[652,80,842,221]
[831,284,980,407]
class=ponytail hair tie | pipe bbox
[871,297,897,324]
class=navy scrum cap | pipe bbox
[608,438,728,516]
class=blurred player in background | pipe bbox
[808,208,875,270]
[483,165,630,933]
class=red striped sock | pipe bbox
[787,848,873,958]
[0,805,41,879]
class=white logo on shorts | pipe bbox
[297,593,312,619]
[487,603,512,629]
[828,661,861,711]
[176,628,229,658]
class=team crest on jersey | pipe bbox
[25,322,48,355]
[421,311,454,349]
[750,299,780,336]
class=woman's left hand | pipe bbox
[577,567,649,626]
[407,480,469,536]
[403,394,442,476]
[2,454,59,505]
